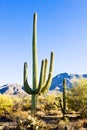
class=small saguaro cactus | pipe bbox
[54,78,67,119]
[63,78,67,115]
[23,12,54,113]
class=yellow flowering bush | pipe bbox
[0,94,13,115]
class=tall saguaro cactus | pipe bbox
[23,13,54,113]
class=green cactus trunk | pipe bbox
[32,94,37,112]
[23,12,54,114]
[32,13,38,112]
[32,13,38,89]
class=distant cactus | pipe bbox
[63,78,67,115]
[55,78,67,119]
[23,13,54,114]
[61,78,67,119]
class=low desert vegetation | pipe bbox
[0,94,13,116]
[67,79,87,117]
[0,79,87,129]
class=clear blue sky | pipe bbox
[0,0,87,85]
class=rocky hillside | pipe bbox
[0,84,25,95]
[50,72,87,91]
[0,72,87,95]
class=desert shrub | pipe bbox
[67,79,87,117]
[16,115,46,129]
[37,94,59,115]
[12,95,31,112]
[46,94,57,104]
[12,96,22,112]
[0,94,13,116]
[43,94,59,111]
[37,95,46,111]
[5,115,47,130]
[21,95,31,111]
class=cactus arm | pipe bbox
[24,83,34,94]
[43,59,48,84]
[35,60,45,94]
[41,52,54,93]
[55,97,64,113]
[32,13,38,89]
[24,62,33,94]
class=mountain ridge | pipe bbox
[0,72,87,94]
[50,72,87,91]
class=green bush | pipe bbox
[67,79,87,117]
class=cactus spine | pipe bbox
[23,13,54,113]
